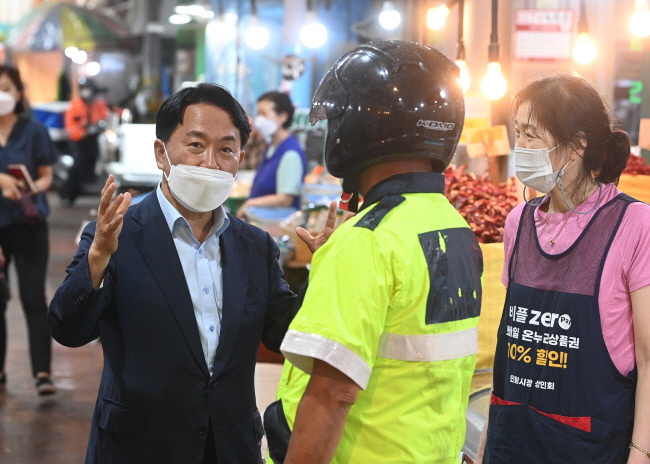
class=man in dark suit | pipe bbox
[49,83,321,463]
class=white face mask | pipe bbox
[514,145,571,194]
[80,88,94,100]
[254,115,279,139]
[0,91,16,116]
[163,144,235,213]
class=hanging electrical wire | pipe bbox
[454,0,470,92]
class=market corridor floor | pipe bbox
[0,193,283,463]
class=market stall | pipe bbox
[619,154,650,203]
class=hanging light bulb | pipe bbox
[70,49,88,64]
[64,47,79,59]
[206,16,237,44]
[427,4,450,30]
[378,1,401,30]
[300,10,327,49]
[85,61,101,76]
[455,59,471,93]
[481,0,507,100]
[244,0,269,50]
[630,0,650,38]
[244,21,269,49]
[572,0,596,65]
[572,33,596,64]
[481,62,507,100]
[204,0,236,44]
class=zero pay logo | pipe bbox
[417,120,455,131]
[529,310,571,330]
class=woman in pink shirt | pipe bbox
[478,74,650,464]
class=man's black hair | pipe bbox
[156,83,252,147]
[257,91,295,130]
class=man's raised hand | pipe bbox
[87,175,131,288]
[296,201,354,255]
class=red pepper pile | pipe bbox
[444,165,519,244]
[622,154,650,175]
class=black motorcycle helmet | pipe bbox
[310,40,464,179]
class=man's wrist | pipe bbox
[87,245,110,289]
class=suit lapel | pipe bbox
[211,218,251,378]
[131,193,208,376]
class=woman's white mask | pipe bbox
[514,145,571,194]
[254,115,279,139]
[0,91,16,116]
[163,144,234,213]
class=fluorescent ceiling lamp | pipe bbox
[169,14,192,25]
[175,4,207,16]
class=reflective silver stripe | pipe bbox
[377,327,478,362]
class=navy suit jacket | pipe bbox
[49,192,298,464]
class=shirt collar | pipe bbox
[265,144,276,160]
[156,184,230,241]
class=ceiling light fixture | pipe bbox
[378,1,401,31]
[572,0,596,65]
[244,0,270,49]
[480,0,507,100]
[300,0,327,49]
[630,0,650,38]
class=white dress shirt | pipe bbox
[156,186,229,374]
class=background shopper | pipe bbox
[62,76,109,207]
[0,64,58,396]
[237,91,306,216]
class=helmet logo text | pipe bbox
[416,119,455,131]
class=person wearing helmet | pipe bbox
[62,77,109,207]
[265,40,483,464]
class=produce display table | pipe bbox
[476,243,506,371]
[618,174,650,204]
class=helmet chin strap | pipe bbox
[340,177,360,213]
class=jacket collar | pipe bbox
[359,172,446,212]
